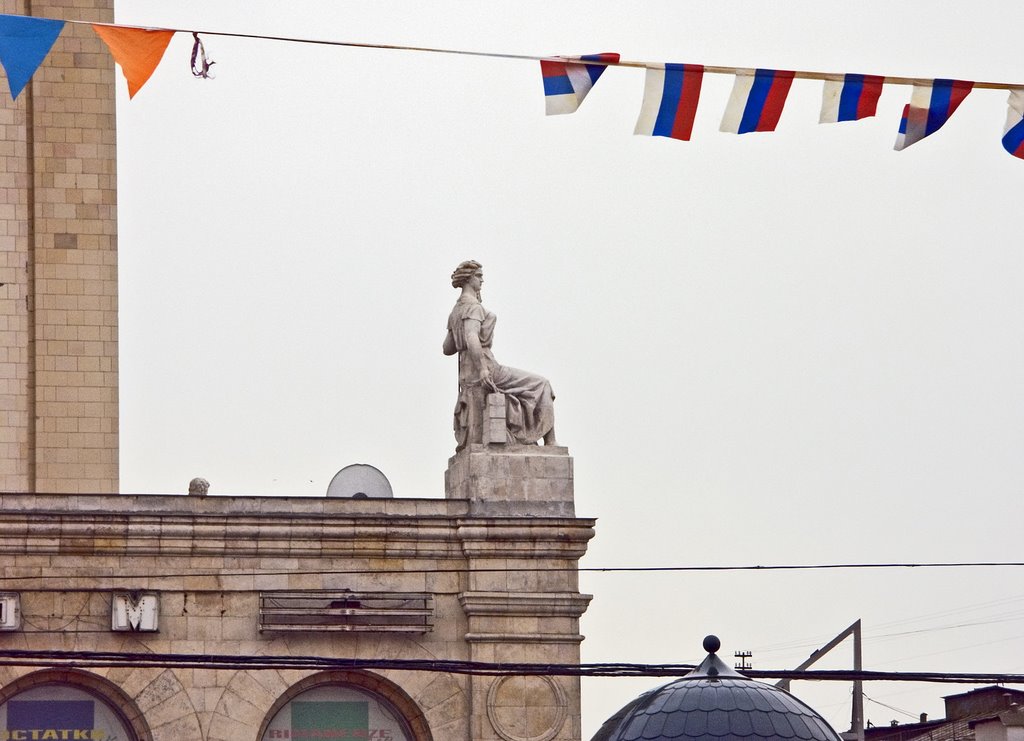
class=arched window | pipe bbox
[261,680,419,741]
[0,680,141,741]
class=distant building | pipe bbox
[865,687,1024,741]
[972,699,1024,741]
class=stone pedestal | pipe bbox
[446,443,588,739]
[444,444,574,517]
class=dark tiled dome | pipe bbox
[593,637,844,741]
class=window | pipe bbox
[0,684,137,741]
[262,684,415,741]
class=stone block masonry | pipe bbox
[445,443,575,517]
[0,0,118,493]
[0,492,595,740]
[445,444,589,739]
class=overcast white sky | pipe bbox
[112,1,1024,736]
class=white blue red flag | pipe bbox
[819,73,885,123]
[894,79,973,151]
[540,52,619,115]
[720,69,795,134]
[1001,89,1024,159]
[634,63,704,141]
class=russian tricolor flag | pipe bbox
[1001,89,1024,159]
[819,73,885,123]
[720,69,795,134]
[894,78,973,151]
[540,52,619,115]
[634,63,704,141]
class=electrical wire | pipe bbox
[753,615,1024,659]
[0,649,1021,683]
[874,632,1024,667]
[749,593,1024,661]
[868,593,1024,632]
[870,614,1024,641]
[1,561,1023,586]
[863,693,919,720]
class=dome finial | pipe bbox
[702,635,721,654]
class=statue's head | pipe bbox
[451,260,483,289]
[188,477,210,496]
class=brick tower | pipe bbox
[0,0,117,493]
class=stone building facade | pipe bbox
[0,0,119,494]
[0,444,594,740]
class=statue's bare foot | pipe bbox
[543,429,557,446]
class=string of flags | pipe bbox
[0,12,1023,159]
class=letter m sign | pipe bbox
[111,592,160,632]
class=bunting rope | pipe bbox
[65,18,1024,89]
[64,17,1024,90]
[0,12,1022,156]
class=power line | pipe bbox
[868,593,1024,632]
[863,693,918,720]
[871,614,1024,641]
[874,632,1024,668]
[0,649,1022,683]
[751,594,1024,657]
[579,562,1024,573]
[1,561,1023,586]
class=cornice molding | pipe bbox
[459,591,592,618]
[464,632,585,644]
[0,501,596,561]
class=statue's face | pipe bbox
[468,270,483,291]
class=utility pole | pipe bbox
[777,619,864,741]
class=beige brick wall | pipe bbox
[0,1,32,492]
[0,0,118,493]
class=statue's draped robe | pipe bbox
[446,296,555,448]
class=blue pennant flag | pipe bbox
[0,14,64,99]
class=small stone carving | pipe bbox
[443,260,557,451]
[486,675,567,741]
[187,478,209,497]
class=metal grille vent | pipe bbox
[258,591,433,633]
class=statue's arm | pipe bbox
[442,329,457,356]
[462,319,490,384]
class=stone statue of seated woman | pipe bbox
[443,260,557,451]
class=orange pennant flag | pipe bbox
[92,25,174,99]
